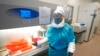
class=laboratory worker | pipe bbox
[45,6,75,56]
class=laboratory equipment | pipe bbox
[77,2,100,41]
[71,23,86,43]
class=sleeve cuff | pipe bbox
[37,37,48,45]
[68,42,75,53]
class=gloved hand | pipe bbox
[68,52,73,56]
[37,37,47,46]
[33,42,37,46]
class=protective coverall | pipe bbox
[46,23,75,56]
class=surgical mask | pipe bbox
[51,18,65,28]
[54,18,61,24]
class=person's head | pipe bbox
[51,6,65,28]
[53,6,65,24]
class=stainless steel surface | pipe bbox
[17,42,48,56]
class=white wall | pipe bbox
[94,2,100,27]
[67,0,93,23]
[95,3,100,34]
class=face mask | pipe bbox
[54,18,61,24]
[51,18,65,28]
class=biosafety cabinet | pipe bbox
[0,0,57,29]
